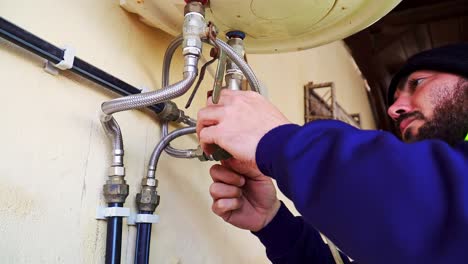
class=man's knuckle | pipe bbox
[245,90,256,97]
[212,203,221,215]
[209,184,217,196]
[222,212,232,222]
[219,200,232,212]
[199,128,208,141]
[209,165,219,176]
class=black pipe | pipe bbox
[134,211,153,264]
[0,17,164,114]
[105,202,124,264]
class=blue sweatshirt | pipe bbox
[253,120,468,264]
[253,201,353,263]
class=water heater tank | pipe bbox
[121,0,401,53]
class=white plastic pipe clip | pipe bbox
[139,85,150,93]
[44,45,76,75]
[127,213,160,225]
[96,206,131,220]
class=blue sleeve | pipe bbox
[252,201,352,264]
[256,120,468,264]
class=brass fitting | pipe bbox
[136,177,160,212]
[195,145,211,161]
[158,101,183,123]
[211,147,233,161]
[194,145,230,161]
[103,171,129,204]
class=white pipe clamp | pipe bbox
[54,45,76,70]
[96,206,130,220]
[136,214,159,224]
[127,213,160,225]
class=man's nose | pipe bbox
[387,95,412,120]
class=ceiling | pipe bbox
[344,0,468,131]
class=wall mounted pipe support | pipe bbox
[0,17,196,127]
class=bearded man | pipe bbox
[197,44,468,264]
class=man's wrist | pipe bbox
[251,201,304,255]
[262,199,281,231]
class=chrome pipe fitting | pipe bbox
[182,2,206,57]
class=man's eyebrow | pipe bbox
[393,76,408,100]
[397,76,409,91]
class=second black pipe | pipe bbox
[134,212,153,264]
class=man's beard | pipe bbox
[398,79,468,145]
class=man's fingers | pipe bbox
[210,164,245,187]
[209,182,242,200]
[205,89,237,106]
[196,118,217,136]
[197,105,225,124]
[212,198,243,217]
[196,105,225,139]
[222,159,263,178]
[198,125,220,147]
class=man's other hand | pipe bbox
[209,164,280,232]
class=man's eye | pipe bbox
[409,78,425,89]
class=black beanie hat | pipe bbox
[387,43,468,106]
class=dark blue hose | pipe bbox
[134,212,153,264]
[105,203,123,264]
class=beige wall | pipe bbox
[249,41,375,130]
[0,0,373,263]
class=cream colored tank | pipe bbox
[121,0,400,53]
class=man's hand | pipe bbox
[197,90,290,172]
[209,164,280,232]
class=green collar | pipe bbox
[465,133,468,141]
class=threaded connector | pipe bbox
[158,101,183,123]
[136,177,160,212]
[103,170,129,203]
[183,2,206,56]
[184,1,206,16]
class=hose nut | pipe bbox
[141,177,158,187]
[195,145,210,161]
[183,47,201,56]
[108,166,125,176]
[113,149,124,156]
[226,71,244,80]
[136,186,160,212]
[183,54,200,74]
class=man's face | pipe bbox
[387,70,468,145]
